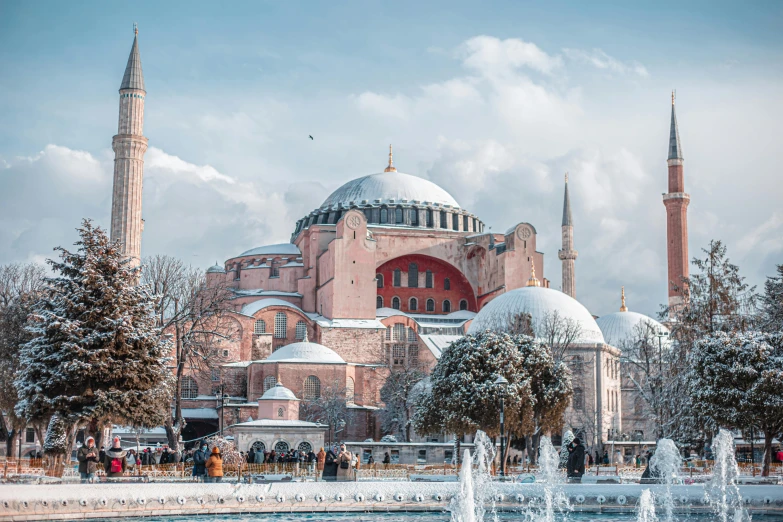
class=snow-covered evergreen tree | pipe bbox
[760,263,783,333]
[559,429,574,469]
[412,330,571,463]
[14,220,173,471]
[688,330,783,476]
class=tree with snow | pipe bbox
[559,429,574,469]
[412,330,571,465]
[759,263,783,333]
[688,330,783,476]
[14,220,173,474]
[301,379,353,445]
[0,262,46,455]
[379,365,426,442]
[141,254,238,450]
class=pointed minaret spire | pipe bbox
[110,26,148,267]
[384,144,397,172]
[663,92,690,312]
[558,173,578,298]
[620,286,628,312]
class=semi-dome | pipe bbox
[321,171,460,209]
[468,286,605,344]
[596,311,669,349]
[265,341,346,364]
[260,382,298,401]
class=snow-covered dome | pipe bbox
[238,243,301,257]
[265,341,346,364]
[596,311,669,349]
[206,264,225,274]
[260,382,298,401]
[322,172,460,209]
[468,286,605,344]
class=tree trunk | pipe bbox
[3,427,15,458]
[762,430,773,477]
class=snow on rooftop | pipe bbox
[237,243,301,257]
[181,408,218,419]
[419,334,462,359]
[313,317,385,329]
[240,298,305,317]
[264,341,346,364]
[232,419,327,428]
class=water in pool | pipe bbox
[86,514,783,522]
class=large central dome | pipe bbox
[321,171,460,209]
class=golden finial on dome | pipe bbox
[620,286,628,312]
[384,144,397,172]
[526,259,541,287]
[303,328,309,343]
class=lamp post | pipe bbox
[494,375,509,478]
[216,384,226,436]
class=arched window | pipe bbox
[444,278,451,290]
[408,263,418,288]
[407,327,417,342]
[376,274,384,288]
[298,442,313,454]
[573,388,584,411]
[251,441,266,453]
[440,211,448,229]
[274,441,289,453]
[271,259,280,277]
[634,397,643,416]
[277,407,285,418]
[274,312,287,339]
[395,206,403,224]
[254,319,266,335]
[393,323,405,341]
[459,299,468,311]
[426,209,434,227]
[392,297,401,310]
[380,206,388,223]
[182,376,199,399]
[442,300,451,313]
[426,299,435,312]
[346,377,355,403]
[409,208,419,226]
[263,376,276,392]
[304,376,321,400]
[376,295,383,309]
[409,297,418,311]
[393,269,401,287]
[425,270,433,288]
[295,321,307,340]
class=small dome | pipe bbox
[322,171,460,209]
[468,286,605,344]
[596,311,669,349]
[260,382,298,401]
[265,341,346,364]
[207,264,225,274]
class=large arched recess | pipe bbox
[376,254,477,313]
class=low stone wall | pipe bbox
[0,482,781,520]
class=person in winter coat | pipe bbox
[566,437,586,480]
[206,446,223,482]
[192,443,209,481]
[126,450,137,474]
[99,446,106,464]
[336,444,353,482]
[77,437,100,483]
[323,447,338,481]
[602,450,609,465]
[367,454,375,468]
[247,448,255,464]
[104,436,127,478]
[316,447,326,479]
[383,452,391,469]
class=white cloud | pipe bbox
[563,48,650,77]
[459,36,563,76]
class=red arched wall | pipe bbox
[376,255,477,314]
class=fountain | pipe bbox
[649,438,682,521]
[450,430,497,522]
[534,435,570,522]
[637,489,658,522]
[708,429,750,522]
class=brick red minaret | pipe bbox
[662,92,689,310]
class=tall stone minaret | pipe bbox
[110,24,147,266]
[663,92,689,309]
[558,173,577,298]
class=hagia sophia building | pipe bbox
[107,29,688,463]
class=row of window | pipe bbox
[378,266,451,290]
[390,344,419,366]
[295,207,483,234]
[261,375,355,402]
[235,259,281,280]
[378,295,467,312]
[121,93,144,99]
[250,440,312,456]
[254,315,307,340]
[606,358,620,380]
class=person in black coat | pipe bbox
[322,448,338,481]
[566,437,586,480]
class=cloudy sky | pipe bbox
[1,0,781,318]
